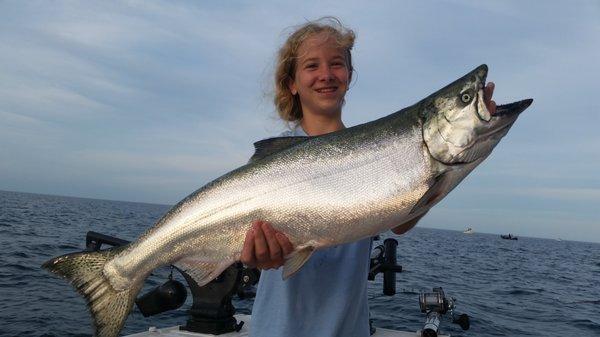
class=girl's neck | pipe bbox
[300,114,345,136]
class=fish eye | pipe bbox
[461,93,472,103]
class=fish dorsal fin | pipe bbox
[282,246,315,280]
[250,136,309,163]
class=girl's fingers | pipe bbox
[484,82,496,115]
[261,222,283,261]
[485,82,495,101]
[488,100,497,115]
[275,232,294,256]
[253,221,270,263]
[244,220,293,270]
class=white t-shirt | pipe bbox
[250,125,372,337]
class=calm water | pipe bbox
[1,190,599,337]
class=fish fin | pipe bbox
[282,246,315,280]
[174,257,232,286]
[42,246,142,337]
[249,136,309,163]
[409,172,454,215]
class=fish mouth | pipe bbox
[471,65,532,134]
[461,65,534,141]
[494,99,534,117]
[481,98,533,139]
[469,64,533,119]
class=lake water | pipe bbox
[1,190,599,336]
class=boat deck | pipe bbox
[125,315,448,337]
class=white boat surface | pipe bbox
[125,314,449,337]
[463,227,473,234]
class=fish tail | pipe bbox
[42,246,142,337]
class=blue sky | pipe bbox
[1,1,598,242]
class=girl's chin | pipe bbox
[309,107,343,117]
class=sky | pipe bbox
[1,1,598,243]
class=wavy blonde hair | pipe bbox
[274,17,355,122]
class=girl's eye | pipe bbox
[305,64,317,69]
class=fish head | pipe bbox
[422,64,533,164]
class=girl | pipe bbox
[241,17,496,337]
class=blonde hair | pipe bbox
[274,17,355,122]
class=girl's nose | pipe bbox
[318,66,335,81]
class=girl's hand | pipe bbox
[241,220,294,270]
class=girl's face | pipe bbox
[288,32,351,120]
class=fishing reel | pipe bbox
[419,287,469,337]
[135,269,188,317]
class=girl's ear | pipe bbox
[348,69,353,87]
[346,49,353,86]
[288,78,297,95]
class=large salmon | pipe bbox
[43,64,532,337]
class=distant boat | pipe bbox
[501,234,518,240]
[463,227,474,234]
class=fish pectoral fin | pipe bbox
[249,136,309,163]
[282,246,314,280]
[409,172,453,215]
[174,257,232,287]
